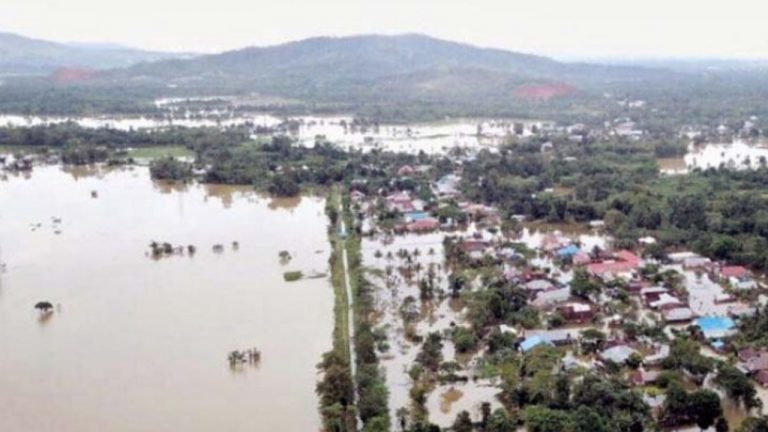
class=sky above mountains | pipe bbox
[4,0,768,59]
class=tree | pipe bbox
[690,390,722,430]
[738,417,768,432]
[715,364,761,410]
[452,410,473,432]
[486,409,515,432]
[571,406,610,432]
[452,327,477,353]
[715,416,729,432]
[523,405,571,432]
[570,269,600,300]
[417,332,443,372]
[34,301,53,313]
[579,328,606,354]
[268,173,300,197]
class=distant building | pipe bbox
[558,302,595,322]
[600,345,638,364]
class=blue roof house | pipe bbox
[557,244,581,258]
[695,316,736,339]
[520,336,551,352]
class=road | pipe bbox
[338,193,361,431]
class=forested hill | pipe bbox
[102,34,671,103]
[0,32,192,75]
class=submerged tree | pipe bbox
[34,301,53,313]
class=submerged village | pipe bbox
[337,159,768,432]
[5,108,768,432]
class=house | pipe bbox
[407,218,440,233]
[540,232,569,253]
[645,344,670,366]
[386,191,415,213]
[557,244,581,259]
[587,250,641,278]
[739,347,762,363]
[732,276,759,291]
[397,165,415,177]
[462,239,488,253]
[589,220,606,228]
[718,265,749,280]
[742,353,768,374]
[404,211,430,223]
[649,293,685,310]
[504,267,522,283]
[573,251,592,266]
[627,280,646,294]
[558,302,596,322]
[668,251,700,263]
[434,175,461,198]
[695,316,736,339]
[523,279,555,296]
[526,329,579,346]
[683,257,712,270]
[663,307,696,323]
[640,287,669,304]
[498,247,523,261]
[600,345,638,364]
[350,190,366,203]
[532,288,571,308]
[755,370,768,387]
[643,394,666,415]
[520,336,550,352]
[714,293,736,304]
[728,304,757,318]
[630,369,661,386]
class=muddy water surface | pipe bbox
[0,165,332,432]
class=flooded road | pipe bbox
[0,166,333,432]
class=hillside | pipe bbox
[104,34,671,103]
[0,32,193,75]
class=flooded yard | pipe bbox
[0,165,333,432]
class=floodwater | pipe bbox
[0,113,547,155]
[290,116,547,155]
[660,141,768,174]
[0,165,333,432]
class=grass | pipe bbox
[127,146,194,159]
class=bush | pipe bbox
[283,271,303,282]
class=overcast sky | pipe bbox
[4,0,768,59]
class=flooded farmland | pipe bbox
[0,113,545,155]
[0,165,333,432]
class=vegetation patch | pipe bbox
[282,270,304,282]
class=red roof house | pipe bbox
[407,218,440,233]
[720,266,749,279]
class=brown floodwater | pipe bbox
[0,165,333,432]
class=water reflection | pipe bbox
[0,165,333,432]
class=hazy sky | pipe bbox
[4,0,768,59]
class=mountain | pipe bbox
[104,34,672,104]
[0,32,194,75]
